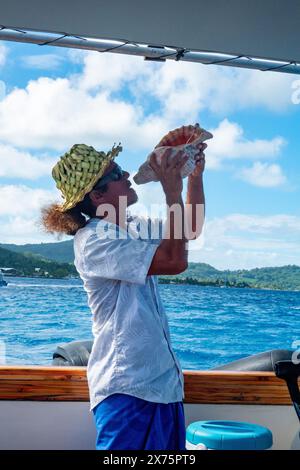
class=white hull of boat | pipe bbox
[0,401,299,450]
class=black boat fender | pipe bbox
[53,341,293,372]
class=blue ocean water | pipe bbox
[0,276,299,369]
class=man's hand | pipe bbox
[189,143,207,179]
[149,148,188,197]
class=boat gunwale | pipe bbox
[0,366,296,405]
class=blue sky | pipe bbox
[0,40,299,269]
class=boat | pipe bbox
[0,0,299,451]
[0,341,299,450]
[0,272,7,287]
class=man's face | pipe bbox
[90,162,138,210]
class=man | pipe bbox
[45,138,206,450]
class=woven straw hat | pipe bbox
[52,143,122,212]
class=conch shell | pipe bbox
[133,123,213,185]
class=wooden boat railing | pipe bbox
[0,366,296,405]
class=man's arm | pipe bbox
[185,143,206,240]
[148,149,189,275]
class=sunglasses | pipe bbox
[93,163,125,189]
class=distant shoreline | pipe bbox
[2,274,79,281]
[3,274,299,292]
[158,278,300,292]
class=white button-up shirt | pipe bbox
[73,216,184,411]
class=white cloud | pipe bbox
[0,185,64,244]
[74,50,148,92]
[205,66,296,114]
[0,51,292,155]
[0,44,7,101]
[206,119,285,169]
[237,162,287,187]
[0,44,7,66]
[134,55,296,116]
[0,215,56,244]
[138,60,211,122]
[218,213,300,233]
[0,75,164,151]
[190,213,300,269]
[292,79,300,105]
[21,54,65,70]
[0,185,57,217]
[0,81,5,101]
[0,143,56,179]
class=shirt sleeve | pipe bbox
[83,227,159,285]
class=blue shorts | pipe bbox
[92,393,186,450]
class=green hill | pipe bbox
[161,264,300,291]
[1,241,300,290]
[0,240,74,263]
[0,246,77,278]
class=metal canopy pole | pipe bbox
[0,26,300,75]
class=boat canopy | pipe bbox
[0,0,300,74]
